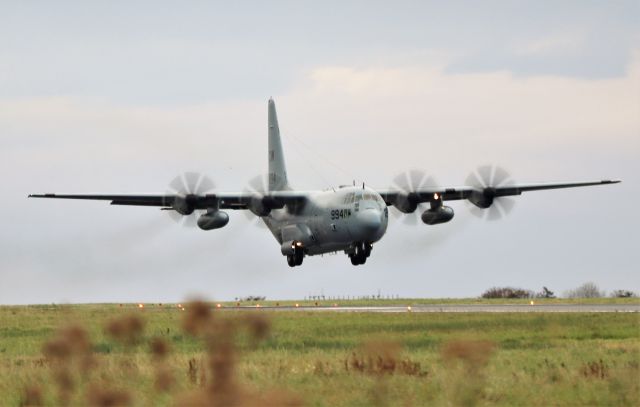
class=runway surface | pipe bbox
[232,304,640,313]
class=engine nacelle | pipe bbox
[468,189,495,209]
[281,240,303,256]
[197,211,229,230]
[172,196,194,215]
[394,194,418,214]
[249,196,285,217]
[421,206,454,225]
[249,198,271,217]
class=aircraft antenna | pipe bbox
[281,131,336,190]
[282,131,356,187]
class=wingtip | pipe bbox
[604,179,622,184]
[28,193,55,198]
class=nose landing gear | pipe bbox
[349,242,372,266]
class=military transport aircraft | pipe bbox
[30,99,620,267]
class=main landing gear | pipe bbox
[287,243,305,267]
[349,242,372,266]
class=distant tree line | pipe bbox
[481,283,636,299]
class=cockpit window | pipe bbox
[343,192,356,204]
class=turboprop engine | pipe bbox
[197,210,229,231]
[421,206,454,225]
[172,196,195,215]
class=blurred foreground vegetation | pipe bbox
[0,302,638,406]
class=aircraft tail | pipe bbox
[268,99,289,191]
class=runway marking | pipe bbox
[227,304,640,313]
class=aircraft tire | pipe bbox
[294,249,304,266]
[350,251,367,266]
[287,255,296,267]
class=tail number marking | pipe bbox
[330,209,352,220]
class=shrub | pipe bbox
[481,287,534,299]
[536,286,555,298]
[610,290,637,298]
[564,282,605,298]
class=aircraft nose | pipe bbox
[358,209,382,234]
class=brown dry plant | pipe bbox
[441,339,494,372]
[149,337,170,360]
[440,339,496,407]
[154,367,175,392]
[19,385,43,407]
[581,359,609,379]
[182,301,214,336]
[104,314,145,345]
[177,306,298,407]
[86,383,132,407]
[42,324,95,404]
[345,339,426,376]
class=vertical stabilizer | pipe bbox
[268,99,289,191]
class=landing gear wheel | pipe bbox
[287,244,305,267]
[364,243,372,258]
[349,242,368,266]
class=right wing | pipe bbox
[377,179,621,210]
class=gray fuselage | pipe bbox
[263,186,388,256]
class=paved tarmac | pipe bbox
[232,304,640,313]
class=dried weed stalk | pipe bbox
[441,339,496,406]
[581,359,609,379]
[35,300,298,407]
[19,385,43,407]
[86,384,132,407]
[345,340,426,376]
[104,314,145,345]
[175,301,298,407]
[42,324,95,403]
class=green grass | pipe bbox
[0,303,638,406]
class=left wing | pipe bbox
[28,191,308,214]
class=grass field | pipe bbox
[0,302,638,406]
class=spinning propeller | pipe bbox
[391,169,440,225]
[465,165,516,221]
[165,172,216,228]
[242,175,271,228]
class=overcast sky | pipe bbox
[1,1,638,304]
